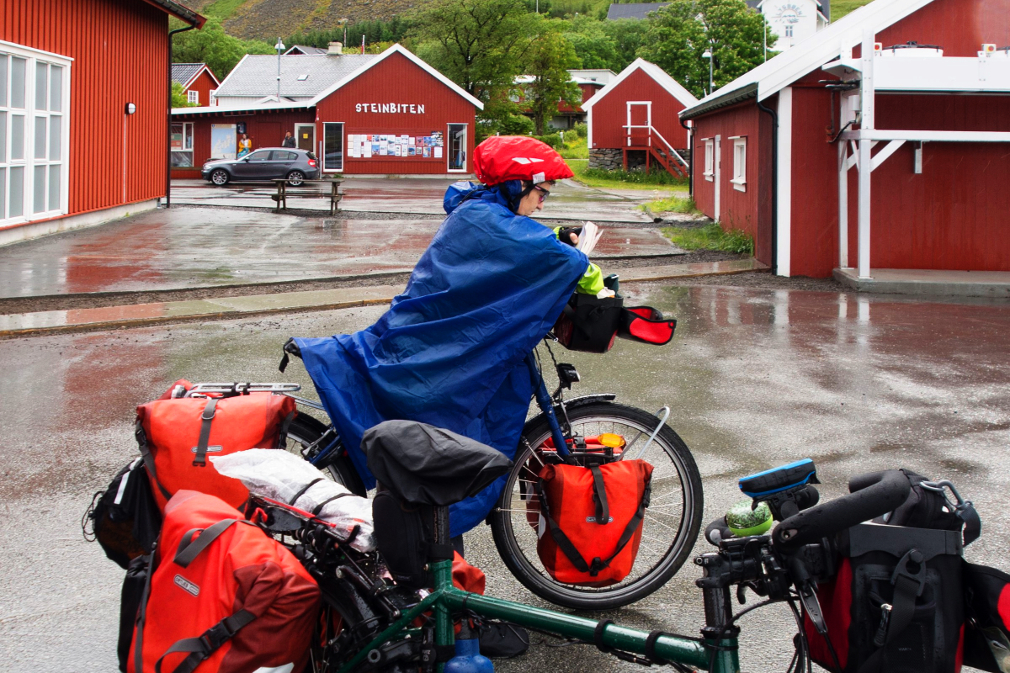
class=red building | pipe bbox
[171,44,482,178]
[0,0,204,246]
[172,63,220,107]
[583,59,697,177]
[681,0,1010,279]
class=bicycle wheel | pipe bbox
[490,402,703,610]
[284,412,367,497]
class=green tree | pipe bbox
[604,19,650,71]
[171,18,273,81]
[524,30,581,134]
[410,0,538,128]
[564,15,621,70]
[171,82,194,108]
[638,0,772,98]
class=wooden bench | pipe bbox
[271,178,343,215]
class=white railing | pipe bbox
[622,124,689,170]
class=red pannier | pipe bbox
[127,490,319,673]
[136,381,297,511]
[533,460,653,585]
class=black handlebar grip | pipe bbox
[773,469,910,551]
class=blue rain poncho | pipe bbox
[296,181,589,536]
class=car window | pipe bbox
[247,151,271,162]
[271,151,298,161]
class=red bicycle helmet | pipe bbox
[474,136,574,186]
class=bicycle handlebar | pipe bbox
[772,469,910,551]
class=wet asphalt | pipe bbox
[2,284,1009,672]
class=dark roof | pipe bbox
[606,3,669,20]
[285,45,328,55]
[171,63,205,87]
[214,53,379,99]
[139,0,205,26]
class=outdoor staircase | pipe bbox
[624,125,690,179]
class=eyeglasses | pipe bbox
[533,185,551,203]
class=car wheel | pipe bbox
[287,170,306,187]
[210,169,230,186]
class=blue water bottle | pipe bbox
[444,622,494,673]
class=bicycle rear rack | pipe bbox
[184,382,302,397]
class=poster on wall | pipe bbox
[211,124,237,159]
[345,131,449,159]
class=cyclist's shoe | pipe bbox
[475,619,530,658]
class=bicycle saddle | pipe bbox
[363,420,513,506]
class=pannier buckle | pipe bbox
[891,549,926,597]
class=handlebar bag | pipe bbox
[961,561,1010,673]
[532,460,652,585]
[136,392,297,512]
[553,293,624,353]
[803,522,964,673]
[617,307,677,346]
[127,490,320,673]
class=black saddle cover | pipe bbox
[363,420,512,506]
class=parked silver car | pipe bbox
[201,148,320,186]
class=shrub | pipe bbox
[583,167,687,186]
[571,122,588,138]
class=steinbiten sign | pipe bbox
[355,103,426,114]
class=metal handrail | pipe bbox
[622,125,689,169]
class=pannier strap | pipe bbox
[155,609,256,673]
[590,465,610,526]
[136,421,173,501]
[859,549,925,673]
[192,398,219,467]
[289,478,324,506]
[535,479,650,577]
[173,519,254,568]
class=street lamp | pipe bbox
[702,49,714,96]
[274,37,285,102]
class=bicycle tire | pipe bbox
[490,402,703,610]
[285,412,367,497]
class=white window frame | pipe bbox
[187,89,199,105]
[447,123,467,173]
[0,40,71,225]
[170,121,194,168]
[785,24,794,38]
[730,136,746,192]
[703,138,714,182]
[323,122,344,172]
[209,89,217,107]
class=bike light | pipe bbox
[597,433,626,449]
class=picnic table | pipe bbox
[271,177,343,215]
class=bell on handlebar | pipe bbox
[738,459,821,522]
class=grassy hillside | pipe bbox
[831,0,874,20]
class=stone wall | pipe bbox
[588,148,621,170]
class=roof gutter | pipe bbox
[680,82,759,121]
[166,22,199,209]
[143,0,206,27]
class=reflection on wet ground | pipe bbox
[4,286,1009,672]
[0,207,680,298]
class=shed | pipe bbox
[583,58,697,177]
[680,0,1010,280]
[0,0,204,246]
[172,44,482,177]
[172,63,220,107]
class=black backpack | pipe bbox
[82,458,162,569]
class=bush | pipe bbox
[582,167,687,186]
[532,132,564,149]
[572,122,588,139]
[662,222,754,255]
[499,114,535,136]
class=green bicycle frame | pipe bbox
[335,510,740,673]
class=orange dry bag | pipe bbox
[127,490,319,673]
[136,387,296,511]
[534,460,653,586]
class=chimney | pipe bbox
[328,41,343,56]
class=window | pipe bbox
[187,89,199,105]
[703,139,714,182]
[731,137,746,192]
[447,123,467,172]
[271,151,297,161]
[170,122,194,167]
[0,45,69,224]
[323,122,344,171]
[247,150,272,162]
[209,89,217,107]
[785,24,794,38]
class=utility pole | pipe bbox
[274,37,285,101]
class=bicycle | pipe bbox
[273,338,705,610]
[245,449,917,673]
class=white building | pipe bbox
[758,0,829,51]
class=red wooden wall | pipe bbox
[182,69,219,108]
[691,101,774,267]
[0,0,171,219]
[878,0,1010,57]
[172,109,315,178]
[314,52,476,175]
[590,69,691,150]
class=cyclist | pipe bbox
[295,136,603,543]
